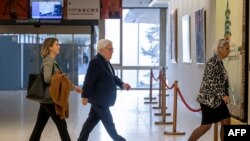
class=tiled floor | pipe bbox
[0,90,221,141]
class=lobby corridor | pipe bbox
[0,90,216,141]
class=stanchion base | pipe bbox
[163,131,185,135]
[154,113,171,116]
[144,101,158,104]
[155,121,173,125]
[144,97,157,100]
[152,107,168,109]
[158,94,169,97]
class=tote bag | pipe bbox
[26,73,52,103]
[26,63,57,104]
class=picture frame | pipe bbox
[182,15,191,63]
[195,8,206,64]
[170,9,178,63]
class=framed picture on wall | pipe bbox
[195,8,205,64]
[182,15,191,63]
[170,9,178,63]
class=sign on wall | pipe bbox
[67,0,100,20]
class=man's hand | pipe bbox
[122,83,131,91]
[81,98,88,105]
[74,85,82,94]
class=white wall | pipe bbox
[167,0,216,109]
[167,0,249,122]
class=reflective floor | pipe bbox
[0,90,225,141]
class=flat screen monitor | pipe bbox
[31,1,62,19]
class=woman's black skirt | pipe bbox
[200,102,231,124]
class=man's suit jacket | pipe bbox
[81,54,124,107]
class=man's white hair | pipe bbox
[97,39,112,54]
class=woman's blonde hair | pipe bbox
[212,38,230,55]
[40,37,58,58]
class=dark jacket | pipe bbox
[81,54,124,107]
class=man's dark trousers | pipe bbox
[78,104,126,141]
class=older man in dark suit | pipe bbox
[78,39,131,141]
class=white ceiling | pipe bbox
[122,0,168,7]
[122,0,169,23]
[122,0,152,7]
[123,9,160,23]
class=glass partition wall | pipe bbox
[105,8,165,89]
[0,8,166,90]
[0,26,94,90]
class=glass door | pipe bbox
[37,34,91,86]
[0,26,95,90]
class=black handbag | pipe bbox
[26,66,54,104]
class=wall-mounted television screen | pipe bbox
[31,1,62,19]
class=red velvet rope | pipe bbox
[150,69,175,90]
[165,82,174,90]
[160,78,174,89]
[151,68,200,112]
[151,69,161,81]
[177,88,201,112]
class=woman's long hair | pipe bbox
[40,37,58,59]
